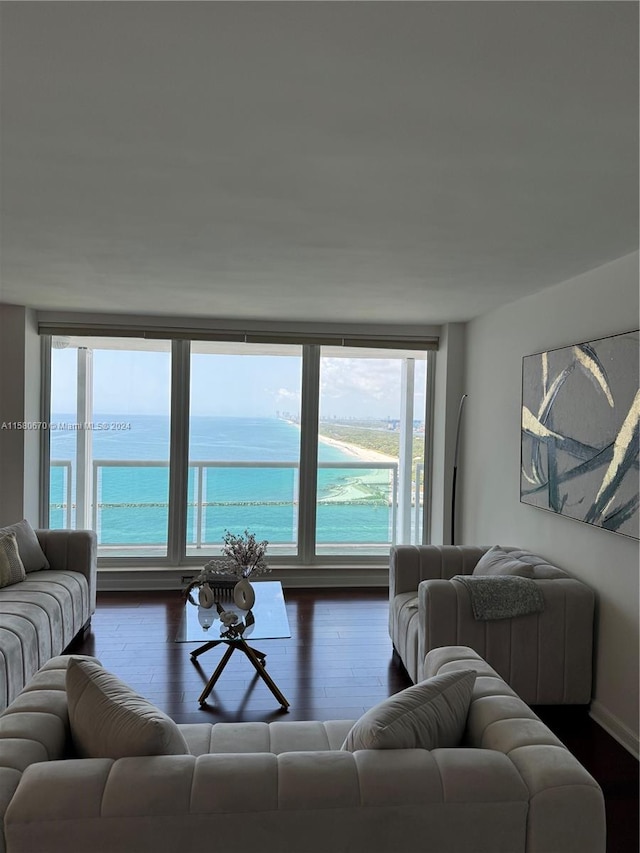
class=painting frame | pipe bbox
[520,329,639,540]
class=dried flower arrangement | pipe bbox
[209,529,270,580]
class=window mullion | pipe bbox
[168,340,191,565]
[39,336,52,528]
[421,350,436,545]
[297,345,320,564]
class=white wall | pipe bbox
[460,251,640,755]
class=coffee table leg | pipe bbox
[190,640,223,661]
[250,646,266,664]
[198,643,235,706]
[240,641,289,709]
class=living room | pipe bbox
[0,2,638,852]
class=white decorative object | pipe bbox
[233,577,255,611]
[220,610,239,627]
[198,583,214,609]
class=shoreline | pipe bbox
[317,433,398,464]
[284,418,398,464]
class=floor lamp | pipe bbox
[451,394,468,545]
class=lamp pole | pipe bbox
[451,394,467,545]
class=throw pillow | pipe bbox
[0,532,26,588]
[341,669,476,752]
[66,658,189,759]
[0,519,49,573]
[472,545,535,578]
[506,549,568,579]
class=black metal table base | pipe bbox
[191,638,289,709]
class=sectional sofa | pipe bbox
[0,647,605,853]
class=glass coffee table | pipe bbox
[176,580,291,709]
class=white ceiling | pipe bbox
[0,1,637,326]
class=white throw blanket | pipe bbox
[452,575,545,621]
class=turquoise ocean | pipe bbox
[49,415,395,547]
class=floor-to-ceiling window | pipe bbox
[45,333,433,566]
[316,348,428,557]
[187,342,303,557]
[49,337,171,558]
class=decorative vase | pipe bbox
[198,583,215,609]
[233,577,255,611]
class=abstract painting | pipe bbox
[521,330,639,539]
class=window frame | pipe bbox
[41,330,435,569]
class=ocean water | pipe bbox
[49,415,396,547]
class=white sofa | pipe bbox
[389,545,595,704]
[0,527,96,710]
[0,648,605,853]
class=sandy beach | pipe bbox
[317,433,398,464]
[284,419,398,465]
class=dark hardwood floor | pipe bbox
[68,588,638,853]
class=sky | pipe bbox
[51,347,427,420]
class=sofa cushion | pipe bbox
[341,669,476,751]
[505,550,569,579]
[472,546,535,578]
[66,658,189,759]
[0,520,49,573]
[0,533,26,588]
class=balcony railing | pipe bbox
[50,460,73,528]
[50,458,425,552]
